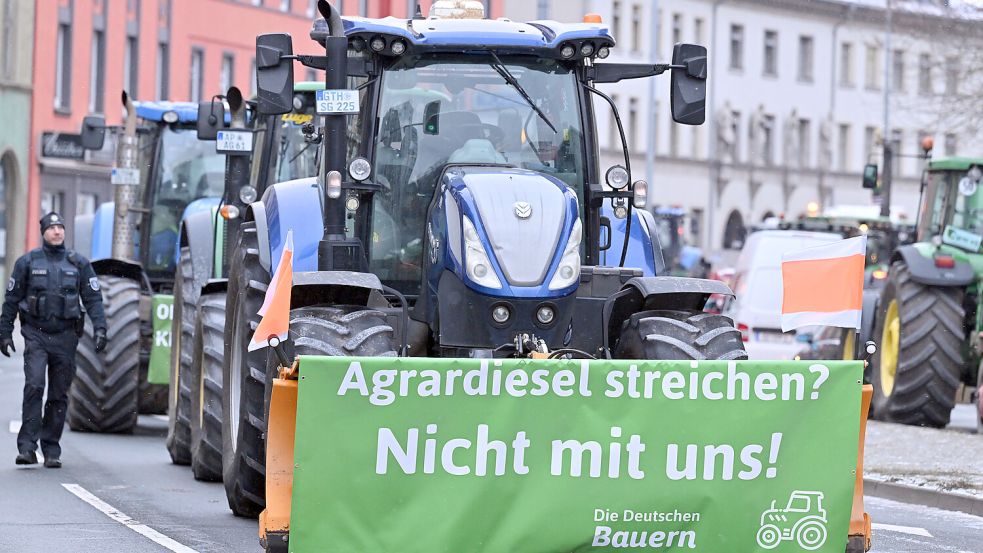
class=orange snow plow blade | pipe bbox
[259,363,298,552]
[847,384,873,552]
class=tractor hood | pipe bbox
[439,166,580,296]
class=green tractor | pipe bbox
[868,158,983,428]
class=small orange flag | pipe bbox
[781,235,866,332]
[248,230,293,352]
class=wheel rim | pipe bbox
[880,299,900,397]
[229,299,244,454]
[796,522,826,550]
[756,525,780,548]
[842,329,856,361]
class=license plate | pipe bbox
[216,130,254,154]
[755,330,795,344]
[316,89,359,114]
[110,167,140,185]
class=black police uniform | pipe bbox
[0,213,107,465]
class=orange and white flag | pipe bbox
[781,235,866,332]
[248,230,293,352]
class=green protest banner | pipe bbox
[147,294,173,384]
[290,358,862,553]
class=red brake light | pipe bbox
[737,323,750,342]
[934,255,955,269]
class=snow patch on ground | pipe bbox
[864,419,983,500]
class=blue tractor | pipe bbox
[166,83,324,481]
[73,94,225,433]
[220,0,745,518]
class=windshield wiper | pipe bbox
[488,52,556,134]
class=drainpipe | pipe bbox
[706,0,724,251]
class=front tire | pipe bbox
[613,310,747,361]
[68,275,141,433]
[166,247,196,464]
[870,262,962,427]
[222,222,269,517]
[191,292,226,481]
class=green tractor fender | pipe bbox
[180,209,219,288]
[893,244,974,287]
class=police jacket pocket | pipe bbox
[61,270,82,319]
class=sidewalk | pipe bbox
[864,412,983,512]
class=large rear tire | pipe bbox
[870,262,963,427]
[166,247,196,464]
[613,310,748,361]
[222,222,269,517]
[67,275,141,433]
[191,292,226,481]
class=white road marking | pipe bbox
[9,420,20,433]
[61,483,198,553]
[872,522,934,538]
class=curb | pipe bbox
[864,478,983,517]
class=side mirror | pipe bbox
[423,100,441,135]
[80,115,106,150]
[196,100,226,140]
[863,163,878,189]
[256,33,295,115]
[670,43,707,125]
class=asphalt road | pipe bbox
[0,328,980,552]
[868,496,983,553]
[0,331,258,553]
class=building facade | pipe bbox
[0,0,34,282]
[26,0,503,251]
[504,0,983,252]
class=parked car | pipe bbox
[723,230,843,360]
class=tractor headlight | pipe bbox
[238,185,257,204]
[462,216,502,289]
[349,157,371,181]
[548,218,582,290]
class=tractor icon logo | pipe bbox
[755,491,828,550]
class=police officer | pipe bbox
[1,212,107,468]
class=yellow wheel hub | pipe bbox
[842,329,856,361]
[880,299,900,396]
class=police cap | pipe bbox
[40,212,65,234]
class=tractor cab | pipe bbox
[246,82,325,192]
[79,100,226,287]
[915,158,983,250]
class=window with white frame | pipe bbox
[54,22,72,110]
[190,48,204,101]
[839,42,853,86]
[797,35,813,82]
[156,42,169,100]
[763,30,777,77]
[838,124,850,171]
[729,24,743,70]
[89,30,106,112]
[918,53,932,95]
[892,49,905,92]
[221,53,234,94]
[865,45,880,90]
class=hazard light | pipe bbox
[934,254,955,268]
[429,0,484,19]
